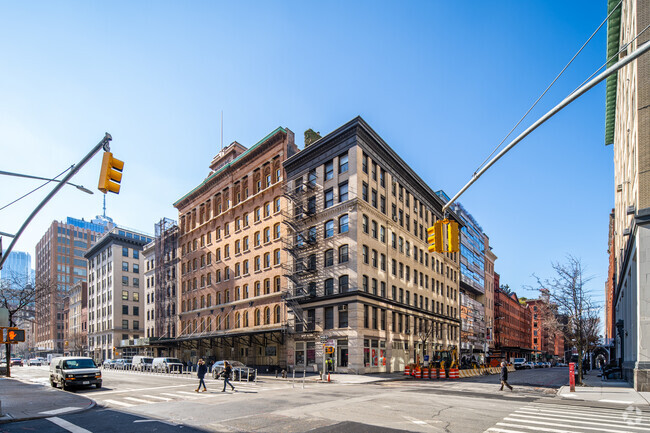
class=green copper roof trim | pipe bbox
[605,0,622,146]
[173,126,287,207]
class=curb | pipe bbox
[0,399,96,424]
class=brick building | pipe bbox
[172,127,299,369]
[493,285,531,361]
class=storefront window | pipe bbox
[307,342,316,365]
[364,338,386,367]
[295,342,305,365]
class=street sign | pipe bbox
[0,327,25,344]
[319,336,328,343]
[0,307,8,327]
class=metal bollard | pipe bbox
[292,369,295,388]
[255,369,258,384]
[302,369,305,389]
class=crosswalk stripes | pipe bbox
[98,382,262,408]
[484,402,650,433]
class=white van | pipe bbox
[132,356,154,371]
[152,357,183,373]
[49,357,102,390]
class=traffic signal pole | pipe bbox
[0,133,112,271]
[441,39,650,215]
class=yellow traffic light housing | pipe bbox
[428,219,460,254]
[98,151,124,194]
[447,221,460,253]
[427,221,444,253]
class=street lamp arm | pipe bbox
[0,133,111,270]
[0,169,93,194]
[442,39,650,214]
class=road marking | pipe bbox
[496,422,584,432]
[503,416,648,432]
[39,407,82,415]
[124,397,156,404]
[599,399,635,404]
[141,394,172,401]
[103,399,135,407]
[177,391,203,396]
[47,417,92,433]
[514,410,650,426]
[486,428,531,433]
[160,392,198,399]
[516,407,650,423]
[96,384,188,395]
[133,419,177,425]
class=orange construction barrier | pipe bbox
[448,368,460,379]
[415,367,422,379]
[404,365,411,376]
[439,368,447,379]
[422,367,429,379]
[430,368,438,379]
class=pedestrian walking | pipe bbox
[222,361,236,392]
[195,359,208,392]
[499,361,513,391]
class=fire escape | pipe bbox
[282,175,325,334]
[154,218,178,341]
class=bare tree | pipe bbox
[0,271,36,377]
[534,256,601,385]
[67,331,87,356]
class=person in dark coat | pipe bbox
[195,359,208,392]
[500,361,513,391]
[222,361,236,392]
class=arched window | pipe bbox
[254,309,261,326]
[235,312,241,328]
[207,294,212,307]
[243,311,249,327]
[264,306,271,325]
[274,305,281,324]
[216,315,221,330]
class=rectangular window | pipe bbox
[339,153,348,173]
[324,189,334,208]
[362,153,368,173]
[339,182,348,202]
[122,305,128,315]
[122,276,128,286]
[338,305,348,328]
[325,160,334,180]
[122,247,128,257]
[122,320,128,329]
[362,182,368,201]
[324,307,334,329]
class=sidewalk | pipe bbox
[557,370,650,406]
[258,371,404,384]
[0,377,95,423]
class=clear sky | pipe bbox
[0,1,610,308]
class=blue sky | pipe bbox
[0,1,610,308]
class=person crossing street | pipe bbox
[195,359,207,392]
[222,361,236,392]
[499,361,513,391]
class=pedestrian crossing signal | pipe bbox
[1,327,25,343]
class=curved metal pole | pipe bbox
[0,133,111,270]
[442,39,650,214]
[0,169,94,194]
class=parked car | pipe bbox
[102,359,118,369]
[152,357,183,373]
[132,356,153,371]
[512,358,527,370]
[211,360,256,381]
[10,358,23,366]
[27,358,44,366]
[523,361,535,369]
[49,357,102,390]
[113,359,132,370]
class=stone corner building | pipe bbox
[283,116,461,373]
[607,0,650,391]
[173,127,299,370]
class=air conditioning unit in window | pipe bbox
[339,305,348,311]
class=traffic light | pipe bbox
[427,221,444,253]
[98,151,124,194]
[447,221,460,253]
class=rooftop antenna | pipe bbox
[103,194,106,218]
[221,110,223,151]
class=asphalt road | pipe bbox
[4,366,645,433]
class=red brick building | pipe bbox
[528,299,564,361]
[494,284,532,362]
